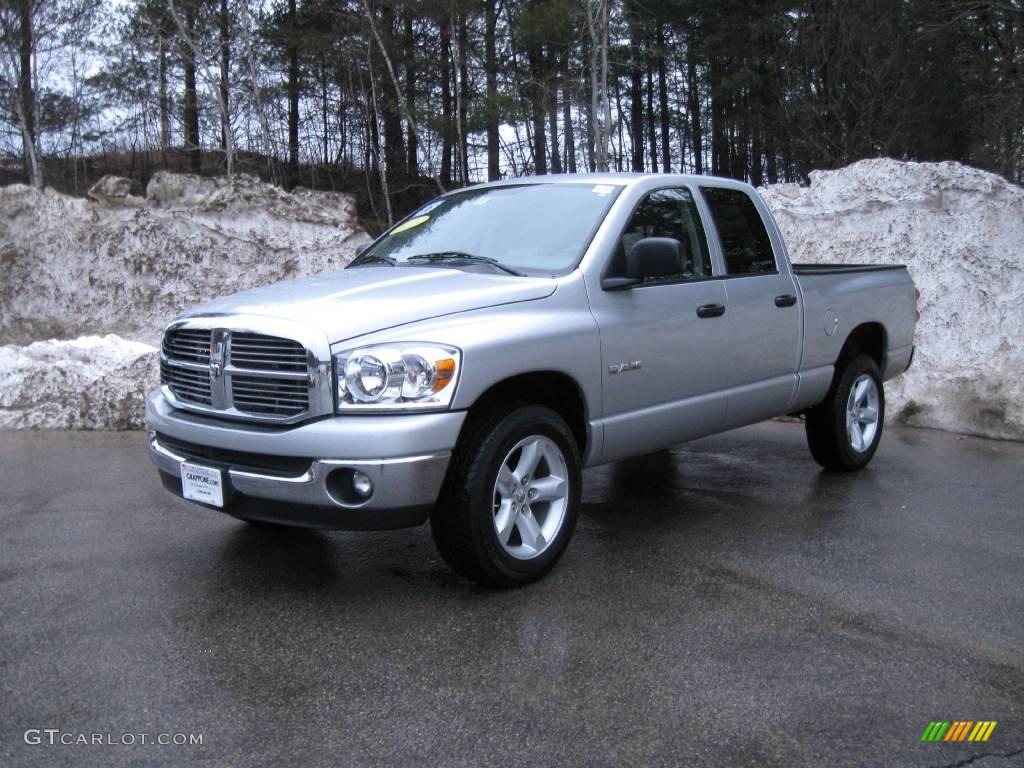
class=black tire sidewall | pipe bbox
[831,355,885,469]
[464,406,582,584]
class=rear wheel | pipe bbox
[805,354,885,471]
[431,403,581,587]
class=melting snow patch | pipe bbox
[762,159,1024,441]
[0,172,371,346]
[0,335,158,430]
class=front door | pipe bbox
[587,187,732,464]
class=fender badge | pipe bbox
[609,360,642,375]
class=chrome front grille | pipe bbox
[228,333,307,372]
[160,326,316,422]
[160,358,213,405]
[231,374,308,416]
[162,328,212,365]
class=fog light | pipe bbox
[325,468,375,505]
[352,471,373,498]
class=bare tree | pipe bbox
[0,1,42,187]
[0,0,99,188]
[166,0,235,175]
[365,41,392,225]
[585,0,610,172]
[361,0,444,193]
[238,0,278,183]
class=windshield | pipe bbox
[350,183,622,276]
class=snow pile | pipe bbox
[0,336,158,430]
[762,159,1024,440]
[0,172,370,429]
[2,162,1021,438]
[0,171,371,346]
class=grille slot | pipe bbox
[160,360,212,406]
[162,328,212,365]
[229,332,307,372]
[155,432,311,477]
[231,374,309,416]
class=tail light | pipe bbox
[915,288,921,322]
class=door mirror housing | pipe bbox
[603,237,685,290]
[627,237,683,279]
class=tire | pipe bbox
[805,354,885,471]
[431,403,582,588]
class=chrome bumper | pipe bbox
[150,432,449,507]
[145,391,463,529]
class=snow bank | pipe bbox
[762,159,1024,440]
[0,335,158,430]
[2,162,1021,438]
[0,172,371,346]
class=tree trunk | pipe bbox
[366,46,392,225]
[158,36,169,152]
[528,43,547,174]
[563,63,576,173]
[646,64,657,173]
[586,0,609,172]
[751,132,763,187]
[183,4,200,175]
[630,58,644,171]
[458,14,470,183]
[287,0,300,186]
[321,61,329,165]
[601,0,611,169]
[16,1,41,187]
[686,26,702,174]
[710,78,725,176]
[485,0,500,180]
[219,0,230,152]
[657,24,671,173]
[440,18,453,185]
[364,0,443,194]
[404,13,417,176]
[549,48,562,174]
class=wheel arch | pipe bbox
[837,322,887,369]
[463,371,589,458]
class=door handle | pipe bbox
[696,303,726,318]
[774,294,797,308]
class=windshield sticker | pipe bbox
[391,215,430,235]
[592,184,616,196]
[415,199,444,215]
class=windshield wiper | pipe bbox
[405,251,526,277]
[349,254,397,267]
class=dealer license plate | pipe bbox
[180,462,224,508]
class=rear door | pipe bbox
[700,186,801,428]
[588,187,731,464]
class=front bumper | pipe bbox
[145,391,464,530]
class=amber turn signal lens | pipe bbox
[433,358,456,392]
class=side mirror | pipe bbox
[627,237,683,280]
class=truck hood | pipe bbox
[180,266,557,343]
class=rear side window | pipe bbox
[701,187,777,276]
[610,187,712,281]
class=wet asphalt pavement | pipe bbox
[1,422,1022,768]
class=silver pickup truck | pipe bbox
[147,174,916,586]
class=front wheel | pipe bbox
[805,354,885,471]
[431,404,581,588]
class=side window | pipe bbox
[611,187,712,281]
[701,187,777,276]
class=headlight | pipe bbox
[333,344,461,412]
